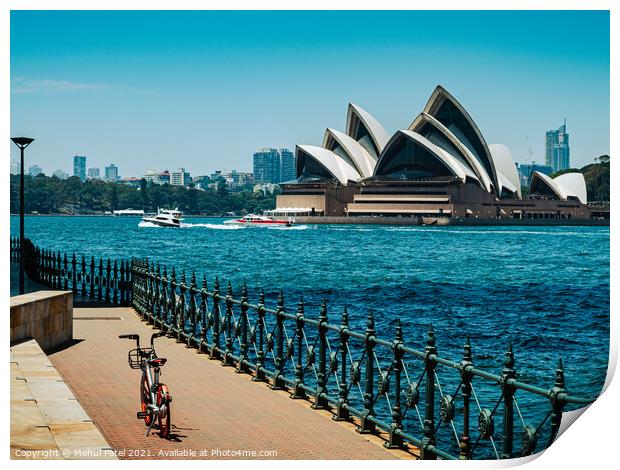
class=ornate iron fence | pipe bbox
[15,237,131,306]
[11,236,596,459]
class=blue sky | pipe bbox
[10,10,609,177]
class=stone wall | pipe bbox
[10,291,73,351]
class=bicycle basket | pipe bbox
[128,348,154,369]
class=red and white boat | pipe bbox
[223,214,294,226]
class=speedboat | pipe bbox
[223,214,294,226]
[141,208,184,228]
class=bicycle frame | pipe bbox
[142,352,162,416]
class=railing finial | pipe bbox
[427,323,435,348]
[395,318,403,343]
[504,341,515,370]
[554,357,565,389]
[366,310,375,332]
[320,298,328,321]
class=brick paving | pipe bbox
[48,307,412,460]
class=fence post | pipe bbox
[111,260,118,305]
[501,342,516,459]
[71,254,77,294]
[63,253,68,290]
[185,272,196,346]
[547,358,566,447]
[459,336,473,459]
[104,259,111,303]
[169,267,178,331]
[333,307,350,420]
[253,289,266,382]
[161,266,169,328]
[89,256,95,299]
[209,277,221,358]
[49,251,56,288]
[50,251,57,288]
[385,318,405,449]
[222,281,234,365]
[237,282,249,373]
[312,299,329,409]
[80,255,86,296]
[291,297,306,399]
[271,292,286,389]
[97,258,103,301]
[121,260,127,305]
[357,311,376,434]
[199,275,208,352]
[420,324,437,460]
[177,271,187,341]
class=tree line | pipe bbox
[9,174,278,215]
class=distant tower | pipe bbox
[73,155,87,181]
[253,148,296,184]
[545,120,570,173]
[104,164,119,182]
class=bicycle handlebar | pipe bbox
[119,332,167,349]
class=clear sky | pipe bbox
[10,10,609,177]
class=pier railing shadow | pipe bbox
[11,236,596,460]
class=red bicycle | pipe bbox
[119,332,172,438]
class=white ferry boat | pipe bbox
[113,208,145,216]
[223,214,293,226]
[141,208,184,228]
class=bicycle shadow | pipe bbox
[153,424,195,443]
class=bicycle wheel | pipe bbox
[140,376,153,426]
[157,384,171,438]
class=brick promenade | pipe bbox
[48,307,413,460]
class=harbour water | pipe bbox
[11,216,609,405]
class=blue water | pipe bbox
[11,215,609,454]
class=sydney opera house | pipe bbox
[270,86,590,221]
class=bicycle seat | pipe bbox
[148,357,167,367]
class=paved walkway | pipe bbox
[11,339,115,460]
[48,307,412,460]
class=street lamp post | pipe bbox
[11,136,35,295]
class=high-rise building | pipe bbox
[516,162,553,187]
[88,168,100,179]
[279,148,296,183]
[545,121,570,173]
[73,155,87,181]
[170,168,191,186]
[53,170,69,180]
[157,170,171,185]
[253,148,295,184]
[28,165,43,177]
[104,164,119,182]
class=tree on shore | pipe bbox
[9,174,278,215]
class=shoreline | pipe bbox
[9,213,609,226]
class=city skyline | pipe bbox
[10,11,610,176]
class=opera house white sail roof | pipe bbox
[291,85,587,204]
[530,171,588,204]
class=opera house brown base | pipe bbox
[276,179,591,220]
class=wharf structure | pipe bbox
[268,86,591,222]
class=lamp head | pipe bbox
[11,137,35,149]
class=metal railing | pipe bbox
[15,237,131,306]
[11,236,596,459]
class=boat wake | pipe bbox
[139,221,308,230]
[266,225,309,230]
[138,221,161,228]
[180,223,247,230]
